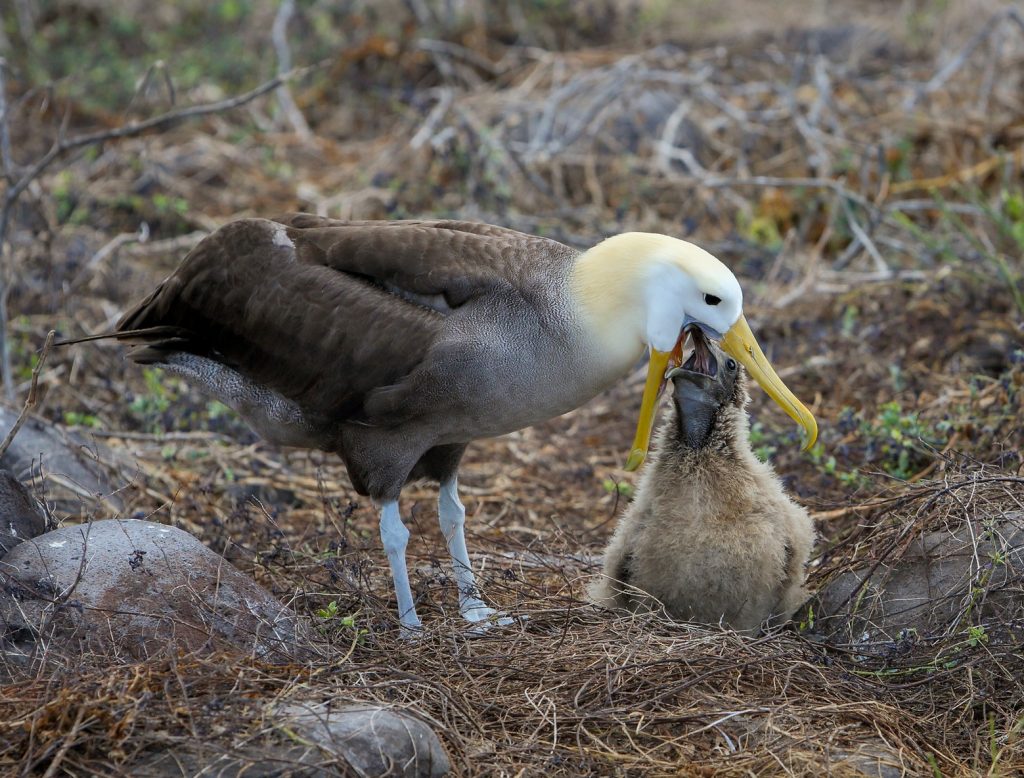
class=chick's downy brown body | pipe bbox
[591,340,815,632]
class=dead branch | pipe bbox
[124,60,177,118]
[271,0,312,139]
[65,223,151,295]
[0,58,15,404]
[0,329,53,460]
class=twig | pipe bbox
[403,0,436,27]
[410,88,454,150]
[418,38,500,78]
[65,222,150,294]
[888,146,1024,195]
[38,707,87,778]
[656,101,705,176]
[124,230,206,259]
[84,429,231,442]
[124,60,177,118]
[271,0,312,139]
[700,175,874,210]
[0,329,54,460]
[0,61,321,228]
[839,198,888,274]
[0,58,14,402]
[13,0,35,42]
[0,59,13,184]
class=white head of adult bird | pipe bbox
[570,232,817,471]
[57,215,817,633]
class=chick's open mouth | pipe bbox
[679,326,718,377]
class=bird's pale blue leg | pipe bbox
[379,500,422,632]
[439,477,496,623]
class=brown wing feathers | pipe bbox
[100,217,557,425]
[55,215,575,427]
[275,213,536,308]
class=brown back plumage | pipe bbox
[116,214,573,426]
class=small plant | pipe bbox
[840,305,858,337]
[316,600,340,620]
[128,367,172,432]
[130,368,170,411]
[807,439,866,485]
[206,400,231,419]
[63,411,100,428]
[739,211,784,251]
[797,604,815,631]
[316,602,368,643]
[748,421,778,463]
[859,401,946,480]
[602,478,633,499]
[967,624,989,647]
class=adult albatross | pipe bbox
[64,214,817,631]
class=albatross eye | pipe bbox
[726,358,737,372]
[704,293,721,306]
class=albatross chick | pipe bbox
[591,334,816,632]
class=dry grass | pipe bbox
[1,464,1021,775]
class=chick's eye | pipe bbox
[704,293,721,306]
[726,358,737,371]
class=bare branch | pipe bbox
[0,58,14,402]
[700,174,875,211]
[2,62,321,214]
[0,59,13,184]
[839,198,889,275]
[65,223,150,295]
[13,0,35,43]
[124,60,177,118]
[0,330,53,460]
[271,0,312,139]
[410,88,454,150]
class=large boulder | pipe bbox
[808,514,1024,643]
[0,469,47,557]
[273,702,451,778]
[129,703,452,777]
[0,519,307,662]
[0,407,126,516]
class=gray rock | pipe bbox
[808,514,1024,643]
[826,741,908,778]
[0,519,307,662]
[0,407,126,516]
[0,469,47,557]
[129,704,451,777]
[275,703,451,778]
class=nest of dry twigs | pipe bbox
[2,461,1021,776]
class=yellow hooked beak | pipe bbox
[625,335,685,471]
[720,313,818,450]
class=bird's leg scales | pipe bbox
[439,478,497,623]
[379,500,422,632]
